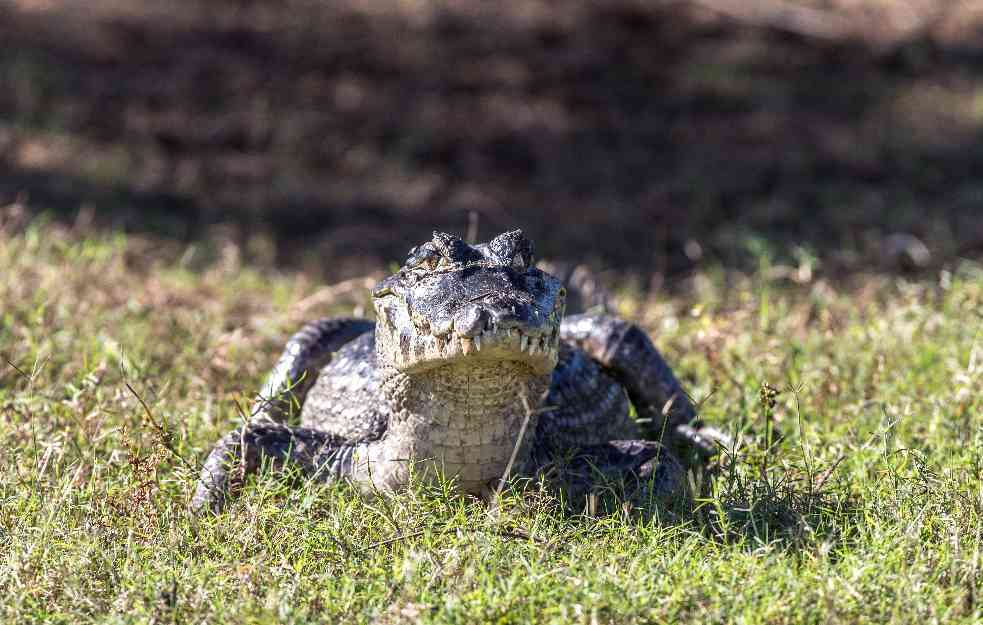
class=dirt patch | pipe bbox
[2,0,982,281]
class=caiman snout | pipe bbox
[453,301,549,338]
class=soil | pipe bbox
[2,0,982,281]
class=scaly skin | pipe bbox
[192,230,719,513]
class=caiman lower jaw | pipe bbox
[385,322,560,375]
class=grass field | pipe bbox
[2,215,981,624]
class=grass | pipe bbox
[1,214,982,624]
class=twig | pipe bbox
[358,524,543,554]
[695,388,718,410]
[289,275,382,317]
[124,382,197,473]
[360,529,428,552]
[4,357,30,380]
[686,0,855,41]
[231,396,252,485]
[489,389,540,511]
[814,455,847,492]
[492,528,537,542]
[125,382,165,433]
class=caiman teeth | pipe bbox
[405,322,561,365]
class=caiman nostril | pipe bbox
[453,304,489,338]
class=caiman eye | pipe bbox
[406,245,440,271]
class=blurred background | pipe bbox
[2,0,982,284]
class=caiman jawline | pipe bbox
[395,320,561,375]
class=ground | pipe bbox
[2,218,980,624]
[2,0,983,280]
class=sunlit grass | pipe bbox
[1,215,981,624]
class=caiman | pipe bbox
[192,230,722,512]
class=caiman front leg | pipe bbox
[191,423,370,513]
[561,314,729,461]
[253,318,373,423]
[192,318,373,513]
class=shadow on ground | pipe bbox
[2,0,982,281]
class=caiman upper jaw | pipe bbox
[379,300,564,375]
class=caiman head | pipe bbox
[371,230,566,375]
